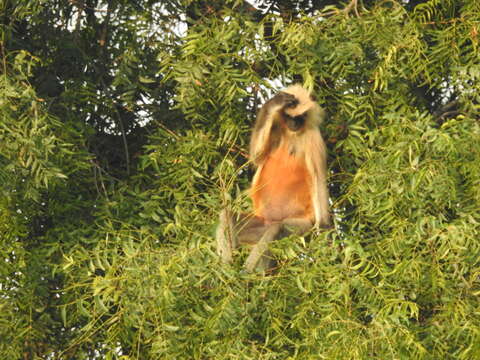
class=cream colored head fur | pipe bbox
[282,84,324,126]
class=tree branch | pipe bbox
[432,100,462,123]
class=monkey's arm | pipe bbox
[244,218,312,272]
[250,92,298,166]
[306,133,331,228]
[216,212,271,264]
[244,222,281,272]
[315,158,331,228]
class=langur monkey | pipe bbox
[216,84,330,272]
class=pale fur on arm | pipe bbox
[300,101,330,228]
[249,101,284,167]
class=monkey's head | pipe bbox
[280,85,324,132]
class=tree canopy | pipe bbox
[1,0,480,358]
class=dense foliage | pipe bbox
[1,0,480,358]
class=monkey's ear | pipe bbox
[310,94,317,102]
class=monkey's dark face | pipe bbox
[283,111,307,132]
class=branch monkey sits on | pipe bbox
[216,84,330,272]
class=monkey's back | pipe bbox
[251,145,313,223]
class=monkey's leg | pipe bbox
[216,212,268,264]
[215,208,237,264]
[281,217,314,234]
[236,215,269,245]
[244,223,281,273]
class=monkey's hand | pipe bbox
[271,91,299,109]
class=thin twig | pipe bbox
[92,161,101,196]
[90,160,110,200]
[432,100,462,123]
[422,19,459,26]
[320,0,361,18]
[344,0,359,17]
[0,41,7,76]
[157,121,180,140]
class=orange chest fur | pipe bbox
[251,146,313,222]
